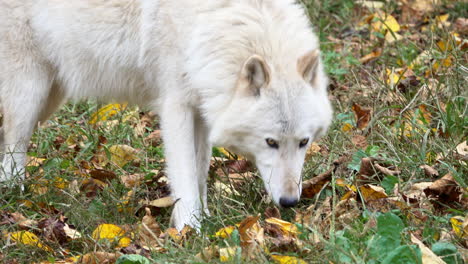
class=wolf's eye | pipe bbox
[265,138,279,149]
[299,138,309,148]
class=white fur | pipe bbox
[0,0,332,230]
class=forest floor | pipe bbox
[1,0,467,263]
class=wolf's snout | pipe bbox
[279,197,299,208]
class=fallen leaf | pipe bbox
[419,165,439,177]
[352,103,371,130]
[120,174,145,188]
[271,255,307,264]
[411,234,446,264]
[109,145,140,168]
[0,211,37,230]
[77,252,122,264]
[26,156,46,167]
[359,184,388,202]
[301,168,333,198]
[137,208,164,251]
[164,225,193,244]
[144,130,161,147]
[140,196,174,208]
[215,226,236,239]
[38,216,81,245]
[89,103,127,125]
[195,246,219,262]
[89,169,117,183]
[356,0,384,10]
[374,163,401,176]
[359,49,382,64]
[5,231,51,251]
[265,218,300,237]
[456,141,467,157]
[371,12,401,33]
[92,224,131,248]
[424,173,464,205]
[219,247,238,262]
[450,216,467,239]
[352,135,368,149]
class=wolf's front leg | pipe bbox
[194,114,212,216]
[160,101,203,231]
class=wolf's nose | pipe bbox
[279,197,298,208]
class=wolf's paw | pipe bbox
[170,201,203,231]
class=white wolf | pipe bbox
[0,0,332,230]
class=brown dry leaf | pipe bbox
[195,246,220,262]
[0,212,37,230]
[301,168,333,198]
[419,165,439,177]
[456,141,467,157]
[352,103,371,130]
[120,173,145,188]
[359,49,382,64]
[264,207,281,219]
[76,252,121,264]
[352,135,368,149]
[405,182,433,200]
[145,130,161,147]
[374,163,401,176]
[410,234,446,264]
[137,208,164,251]
[140,196,174,208]
[424,173,465,205]
[80,178,107,198]
[238,214,265,252]
[38,216,81,245]
[89,169,117,183]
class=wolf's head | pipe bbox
[210,50,332,208]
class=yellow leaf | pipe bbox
[218,147,245,160]
[219,247,238,262]
[92,224,131,247]
[109,145,139,168]
[215,226,236,239]
[359,185,388,202]
[265,218,301,236]
[372,12,400,33]
[117,190,134,213]
[271,255,307,264]
[89,103,128,124]
[450,216,467,238]
[341,123,353,132]
[7,231,51,251]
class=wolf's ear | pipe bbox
[240,55,271,96]
[298,49,320,86]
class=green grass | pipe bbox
[1,1,467,263]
